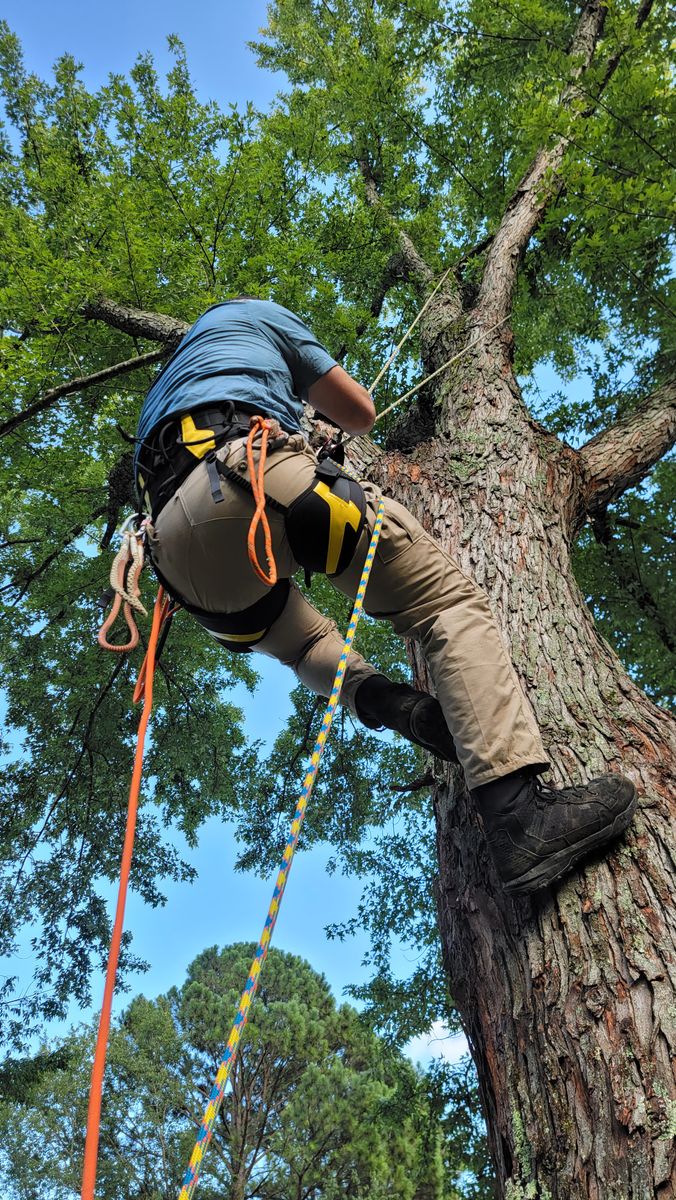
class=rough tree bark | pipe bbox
[349,306,676,1200]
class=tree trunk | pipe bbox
[351,306,676,1199]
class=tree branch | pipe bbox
[457,231,495,270]
[358,159,435,288]
[477,0,654,324]
[100,451,137,548]
[391,770,436,794]
[82,296,190,345]
[615,515,676,544]
[332,251,406,362]
[578,378,676,525]
[598,527,675,654]
[0,348,167,440]
[592,0,654,100]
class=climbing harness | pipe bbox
[81,270,483,1199]
[134,402,253,519]
[136,407,287,591]
[167,577,292,655]
[177,500,385,1200]
[285,456,367,578]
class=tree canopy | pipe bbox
[0,0,673,1047]
[0,944,490,1199]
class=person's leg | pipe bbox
[328,487,636,894]
[150,439,456,759]
[255,582,457,761]
[329,487,548,789]
[255,579,375,706]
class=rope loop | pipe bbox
[245,415,278,587]
[82,587,170,1200]
[97,529,148,652]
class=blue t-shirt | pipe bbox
[135,299,337,462]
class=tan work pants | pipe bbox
[151,435,548,788]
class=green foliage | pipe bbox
[255,0,675,376]
[574,461,675,708]
[0,945,473,1199]
[427,1057,495,1199]
[0,0,673,1046]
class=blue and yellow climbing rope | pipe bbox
[177,500,385,1200]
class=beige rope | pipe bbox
[367,267,453,394]
[372,315,510,426]
[109,531,147,615]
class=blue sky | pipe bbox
[2,2,284,114]
[2,0,467,1067]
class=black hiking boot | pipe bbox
[472,769,638,895]
[354,674,458,762]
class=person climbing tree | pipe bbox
[135,296,637,897]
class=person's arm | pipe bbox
[308,365,376,434]
[254,301,376,433]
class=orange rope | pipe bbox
[245,416,277,587]
[81,587,170,1200]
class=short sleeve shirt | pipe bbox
[135,299,337,462]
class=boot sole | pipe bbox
[502,785,638,896]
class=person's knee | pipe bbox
[256,582,340,673]
[285,459,367,577]
[271,614,339,672]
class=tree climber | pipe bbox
[135,298,637,896]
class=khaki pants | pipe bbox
[151,435,548,788]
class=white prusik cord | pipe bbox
[367,267,453,394]
[372,315,510,426]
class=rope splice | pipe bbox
[97,517,148,652]
[245,415,278,587]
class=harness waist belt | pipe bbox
[136,403,255,520]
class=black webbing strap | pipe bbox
[207,456,225,504]
[146,546,291,647]
[213,456,289,515]
[137,406,252,520]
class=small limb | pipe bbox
[391,770,437,795]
